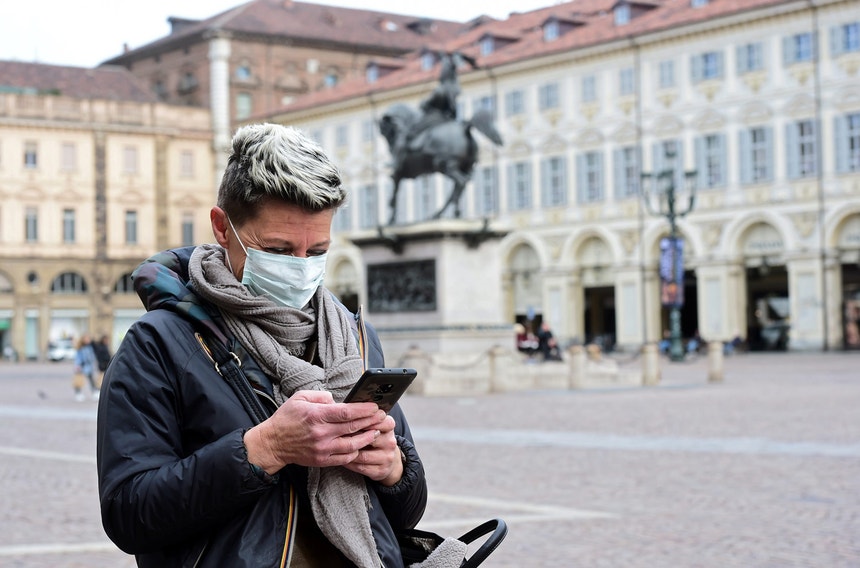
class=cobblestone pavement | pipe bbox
[0,352,858,567]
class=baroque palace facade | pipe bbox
[0,61,214,360]
[267,0,860,352]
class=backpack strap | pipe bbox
[195,332,270,425]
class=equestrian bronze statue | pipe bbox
[379,52,503,225]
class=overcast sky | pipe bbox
[1,0,558,68]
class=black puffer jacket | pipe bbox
[96,247,427,567]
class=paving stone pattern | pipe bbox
[0,352,857,567]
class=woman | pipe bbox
[96,124,457,567]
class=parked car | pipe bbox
[48,338,76,362]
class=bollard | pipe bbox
[642,343,660,386]
[568,345,586,389]
[707,340,724,383]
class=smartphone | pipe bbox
[343,368,417,413]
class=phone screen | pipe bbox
[343,368,417,413]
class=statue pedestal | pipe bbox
[350,219,511,395]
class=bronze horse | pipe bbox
[379,104,503,225]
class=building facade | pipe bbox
[0,61,213,360]
[101,0,466,181]
[267,0,860,353]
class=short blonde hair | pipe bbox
[217,123,346,224]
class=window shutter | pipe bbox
[595,152,605,202]
[695,137,707,188]
[717,134,728,188]
[674,141,685,189]
[540,159,550,207]
[506,164,516,211]
[835,115,848,173]
[736,45,748,74]
[739,130,751,185]
[652,142,663,173]
[786,123,799,180]
[613,148,624,199]
[691,54,702,83]
[715,51,725,79]
[576,154,587,204]
[831,25,844,57]
[783,36,794,66]
[763,126,775,182]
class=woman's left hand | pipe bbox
[342,414,403,486]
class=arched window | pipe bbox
[114,273,135,294]
[50,272,88,294]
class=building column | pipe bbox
[209,34,232,190]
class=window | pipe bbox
[359,185,379,228]
[480,36,494,56]
[691,0,709,6]
[659,60,675,89]
[180,150,194,178]
[740,126,774,184]
[507,162,532,211]
[541,157,567,207]
[50,272,88,294]
[324,73,338,88]
[737,42,764,74]
[24,141,38,169]
[787,120,818,179]
[25,207,38,242]
[114,273,135,294]
[582,75,596,103]
[653,139,686,189]
[332,204,353,232]
[63,209,76,243]
[831,22,860,56]
[474,166,499,216]
[505,89,525,117]
[783,32,815,65]
[691,51,724,82]
[695,134,727,188]
[619,67,635,96]
[235,65,252,80]
[366,64,379,83]
[361,119,375,143]
[577,152,604,203]
[615,3,631,26]
[538,83,559,111]
[123,146,138,174]
[335,125,349,147]
[61,142,77,171]
[181,213,194,247]
[544,19,559,42]
[236,93,252,120]
[473,95,496,118]
[178,71,198,92]
[420,52,435,71]
[613,146,641,198]
[413,176,436,221]
[835,112,860,173]
[125,210,138,245]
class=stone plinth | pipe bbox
[351,220,511,395]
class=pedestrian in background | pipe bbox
[73,334,99,401]
[92,335,112,388]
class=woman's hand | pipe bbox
[243,390,387,475]
[342,413,403,486]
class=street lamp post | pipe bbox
[641,147,697,362]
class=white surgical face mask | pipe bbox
[228,217,327,309]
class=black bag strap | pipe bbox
[195,332,269,425]
[459,518,508,568]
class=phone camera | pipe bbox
[375,384,394,394]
